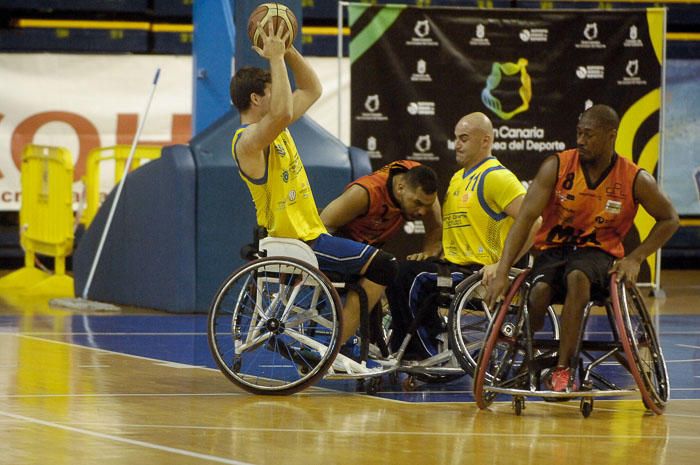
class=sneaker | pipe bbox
[545,367,578,392]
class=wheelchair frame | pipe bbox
[472,269,669,417]
[395,268,560,391]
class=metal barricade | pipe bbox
[80,145,161,227]
[0,144,74,296]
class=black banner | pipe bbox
[349,5,664,283]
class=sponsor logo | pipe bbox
[367,136,376,152]
[469,23,491,46]
[355,94,388,121]
[617,59,647,86]
[576,65,605,79]
[519,28,549,42]
[624,25,644,47]
[415,134,431,152]
[410,59,433,82]
[288,190,297,202]
[365,94,379,112]
[481,58,531,120]
[406,20,439,46]
[366,136,382,159]
[576,23,606,49]
[605,199,622,214]
[281,170,289,183]
[406,101,435,115]
[403,220,426,235]
[410,134,439,161]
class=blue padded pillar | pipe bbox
[192,0,302,136]
[73,145,197,312]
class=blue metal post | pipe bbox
[192,0,302,136]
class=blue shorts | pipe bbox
[311,233,378,282]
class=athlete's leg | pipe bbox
[557,269,591,368]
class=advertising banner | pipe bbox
[350,5,665,284]
[0,53,192,212]
[665,58,700,216]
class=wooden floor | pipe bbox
[0,269,699,465]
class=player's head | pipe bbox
[577,104,619,164]
[396,165,438,220]
[453,112,493,169]
[230,67,271,113]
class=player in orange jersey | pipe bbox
[321,160,442,258]
[485,104,679,392]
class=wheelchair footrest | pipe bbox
[483,386,639,399]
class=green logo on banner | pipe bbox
[481,58,532,120]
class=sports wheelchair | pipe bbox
[392,267,559,391]
[207,235,399,395]
[472,269,669,417]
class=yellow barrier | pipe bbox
[0,144,74,296]
[80,145,161,227]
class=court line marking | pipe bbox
[9,334,700,406]
[0,410,256,465]
[676,344,700,350]
[0,393,248,399]
[13,333,219,371]
[8,418,694,441]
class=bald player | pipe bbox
[385,112,538,358]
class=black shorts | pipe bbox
[529,247,616,302]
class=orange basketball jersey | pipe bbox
[534,149,641,258]
[339,160,421,245]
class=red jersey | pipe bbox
[339,160,421,245]
[534,149,641,258]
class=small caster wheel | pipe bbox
[513,396,525,416]
[366,377,381,395]
[580,398,594,418]
[402,376,417,392]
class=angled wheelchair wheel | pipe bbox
[447,271,494,376]
[208,257,343,395]
[473,270,531,409]
[449,269,557,377]
[611,278,669,414]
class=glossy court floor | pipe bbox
[0,269,699,465]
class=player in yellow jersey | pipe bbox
[386,112,539,358]
[485,104,679,392]
[229,21,397,371]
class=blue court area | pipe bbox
[3,311,698,403]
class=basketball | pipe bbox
[247,3,298,49]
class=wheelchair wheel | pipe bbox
[448,269,555,376]
[473,271,531,409]
[611,278,669,414]
[447,271,493,376]
[208,257,343,395]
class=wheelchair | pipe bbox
[391,267,560,391]
[472,269,669,417]
[207,236,397,395]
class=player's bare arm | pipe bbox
[320,185,370,233]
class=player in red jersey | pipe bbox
[485,104,679,392]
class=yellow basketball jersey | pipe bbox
[232,126,327,241]
[442,156,525,266]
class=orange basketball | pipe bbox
[247,3,298,49]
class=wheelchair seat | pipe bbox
[259,237,319,268]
